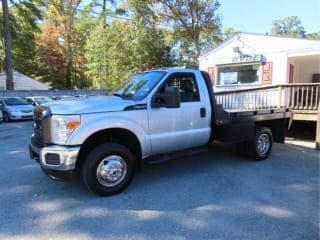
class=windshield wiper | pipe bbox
[122,93,134,99]
[112,93,123,98]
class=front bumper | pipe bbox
[9,112,33,120]
[29,139,80,179]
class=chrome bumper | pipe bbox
[29,139,80,171]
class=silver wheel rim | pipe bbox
[96,155,127,187]
[256,133,270,155]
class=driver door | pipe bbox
[148,72,211,154]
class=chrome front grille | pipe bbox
[33,106,51,147]
[22,110,33,113]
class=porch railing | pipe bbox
[215,83,320,111]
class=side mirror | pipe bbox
[152,86,180,108]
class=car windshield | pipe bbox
[35,97,53,104]
[4,98,29,106]
[115,71,166,100]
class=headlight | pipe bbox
[8,109,19,113]
[50,115,80,144]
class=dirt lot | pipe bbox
[0,121,319,240]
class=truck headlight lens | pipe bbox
[51,115,80,144]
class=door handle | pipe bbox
[200,108,206,118]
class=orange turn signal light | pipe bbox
[66,121,80,130]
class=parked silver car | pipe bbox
[0,110,3,123]
[0,97,34,121]
[25,96,54,106]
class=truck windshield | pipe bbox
[115,71,166,100]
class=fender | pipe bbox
[67,114,151,157]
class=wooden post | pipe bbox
[277,86,282,108]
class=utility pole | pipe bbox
[2,0,14,90]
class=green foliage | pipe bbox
[84,22,110,89]
[3,2,319,91]
[153,0,221,67]
[84,19,172,90]
[306,32,320,40]
[223,27,239,40]
[34,0,88,89]
[83,0,172,90]
[0,1,42,76]
[271,16,305,38]
[2,0,220,89]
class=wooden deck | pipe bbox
[215,83,320,149]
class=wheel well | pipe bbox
[255,118,289,143]
[76,128,142,172]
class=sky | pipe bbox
[218,0,320,34]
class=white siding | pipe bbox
[236,34,320,54]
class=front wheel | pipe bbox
[82,143,136,196]
[248,126,273,160]
[3,112,9,122]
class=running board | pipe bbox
[144,146,210,164]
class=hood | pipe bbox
[6,104,34,112]
[46,96,137,115]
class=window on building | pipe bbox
[217,64,261,85]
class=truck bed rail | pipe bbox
[215,83,320,111]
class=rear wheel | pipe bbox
[248,126,273,160]
[82,143,136,196]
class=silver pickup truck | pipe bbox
[29,68,291,196]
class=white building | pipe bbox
[200,33,320,149]
[199,33,320,92]
[0,72,50,90]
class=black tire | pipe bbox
[82,143,136,196]
[248,126,273,160]
[3,112,9,122]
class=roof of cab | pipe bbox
[146,67,200,73]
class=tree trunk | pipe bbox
[102,0,107,27]
[66,35,73,89]
[194,28,200,69]
[1,0,14,90]
[103,0,106,12]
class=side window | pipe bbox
[165,73,200,102]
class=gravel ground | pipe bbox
[0,121,319,240]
